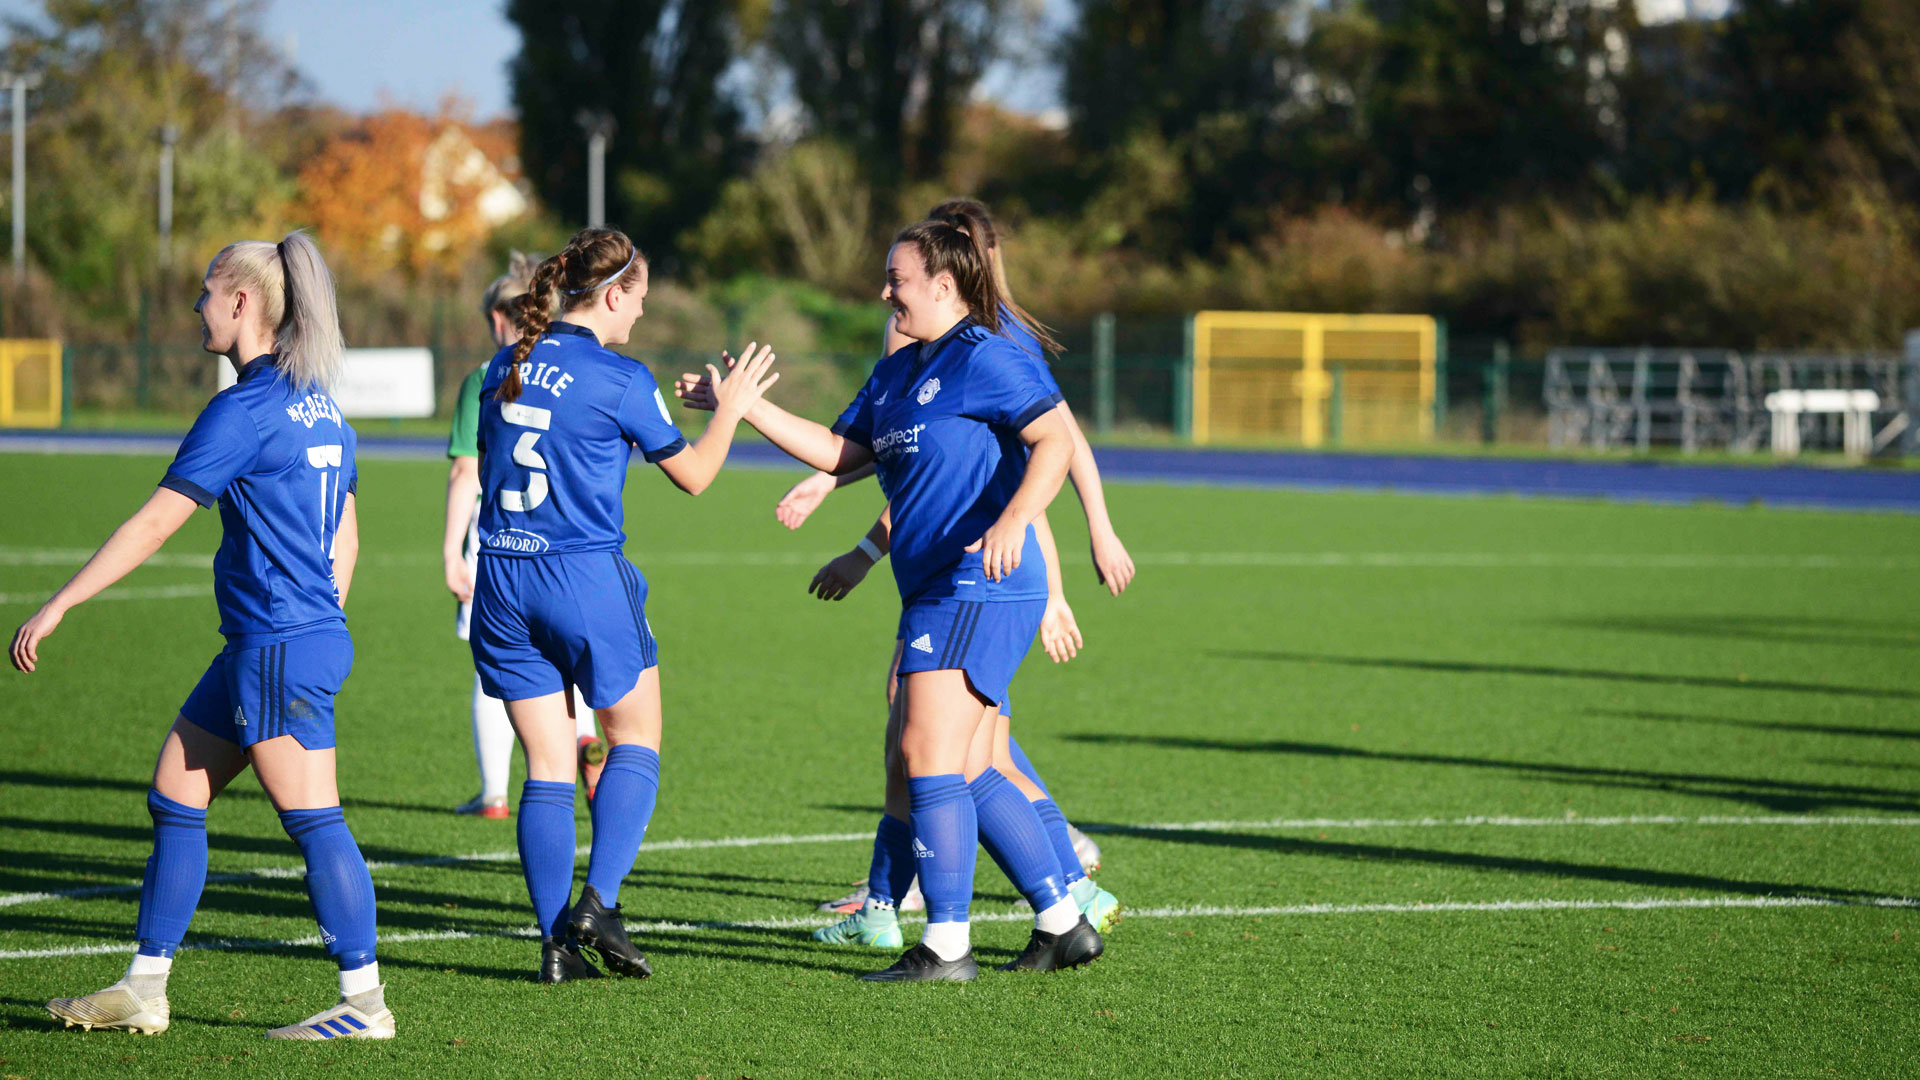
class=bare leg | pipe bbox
[989,713,1049,801]
[506,690,576,781]
[151,718,249,809]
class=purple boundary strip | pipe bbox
[5,430,1918,513]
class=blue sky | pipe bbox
[0,0,1723,122]
[0,0,1063,121]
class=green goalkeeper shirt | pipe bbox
[447,363,487,459]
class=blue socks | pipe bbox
[1005,735,1087,886]
[969,770,1071,912]
[518,780,577,938]
[134,790,208,957]
[1006,735,1051,798]
[908,774,975,924]
[1032,797,1087,887]
[277,806,378,971]
[585,744,660,907]
[866,814,915,906]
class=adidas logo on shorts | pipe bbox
[913,838,934,859]
[909,633,934,654]
[233,706,246,727]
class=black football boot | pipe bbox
[860,944,979,983]
[998,915,1104,972]
[566,884,653,978]
[540,936,603,984]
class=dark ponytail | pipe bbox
[894,218,1003,335]
[927,198,1063,357]
[498,227,646,403]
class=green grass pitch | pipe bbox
[1,450,1917,1079]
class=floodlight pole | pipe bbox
[3,72,41,281]
[577,110,615,228]
[158,124,179,270]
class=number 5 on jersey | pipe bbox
[499,401,552,512]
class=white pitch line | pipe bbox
[1089,814,1920,832]
[0,831,874,909]
[5,816,1917,912]
[0,583,210,605]
[3,894,1916,962]
[0,547,212,568]
[6,547,1914,573]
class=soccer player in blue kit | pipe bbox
[11,233,394,1039]
[442,252,599,818]
[755,200,1130,944]
[469,227,778,983]
[721,218,1104,981]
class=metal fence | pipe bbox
[1543,347,1919,455]
[54,317,1194,434]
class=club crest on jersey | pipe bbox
[916,378,941,405]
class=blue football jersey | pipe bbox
[833,317,1062,606]
[160,356,358,646]
[474,322,687,557]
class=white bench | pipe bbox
[1763,389,1880,459]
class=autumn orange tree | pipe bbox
[297,105,525,280]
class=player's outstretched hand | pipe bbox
[777,472,836,530]
[808,550,872,601]
[1090,527,1136,596]
[672,348,741,412]
[966,516,1026,582]
[1039,597,1083,663]
[444,553,474,603]
[707,343,777,420]
[10,603,63,673]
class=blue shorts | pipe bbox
[180,630,354,750]
[895,599,1045,710]
[471,551,658,709]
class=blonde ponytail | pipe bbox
[211,229,346,393]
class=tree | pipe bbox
[1354,0,1635,216]
[297,107,527,279]
[0,0,299,306]
[1058,0,1301,256]
[763,0,1014,197]
[507,0,752,267]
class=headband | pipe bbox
[563,249,638,296]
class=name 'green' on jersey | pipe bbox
[474,322,687,557]
[159,355,359,646]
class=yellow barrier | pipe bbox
[1190,312,1435,447]
[0,339,62,428]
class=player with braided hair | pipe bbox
[468,226,779,982]
[444,252,597,819]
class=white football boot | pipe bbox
[265,993,395,1040]
[47,981,170,1035]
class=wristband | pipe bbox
[856,537,884,563]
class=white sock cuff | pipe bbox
[1036,896,1081,935]
[339,962,381,999]
[920,920,971,962]
[127,953,173,978]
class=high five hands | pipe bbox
[698,343,777,418]
[673,349,745,413]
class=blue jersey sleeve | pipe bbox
[615,365,688,463]
[160,394,261,507]
[963,341,1059,432]
[832,373,878,448]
